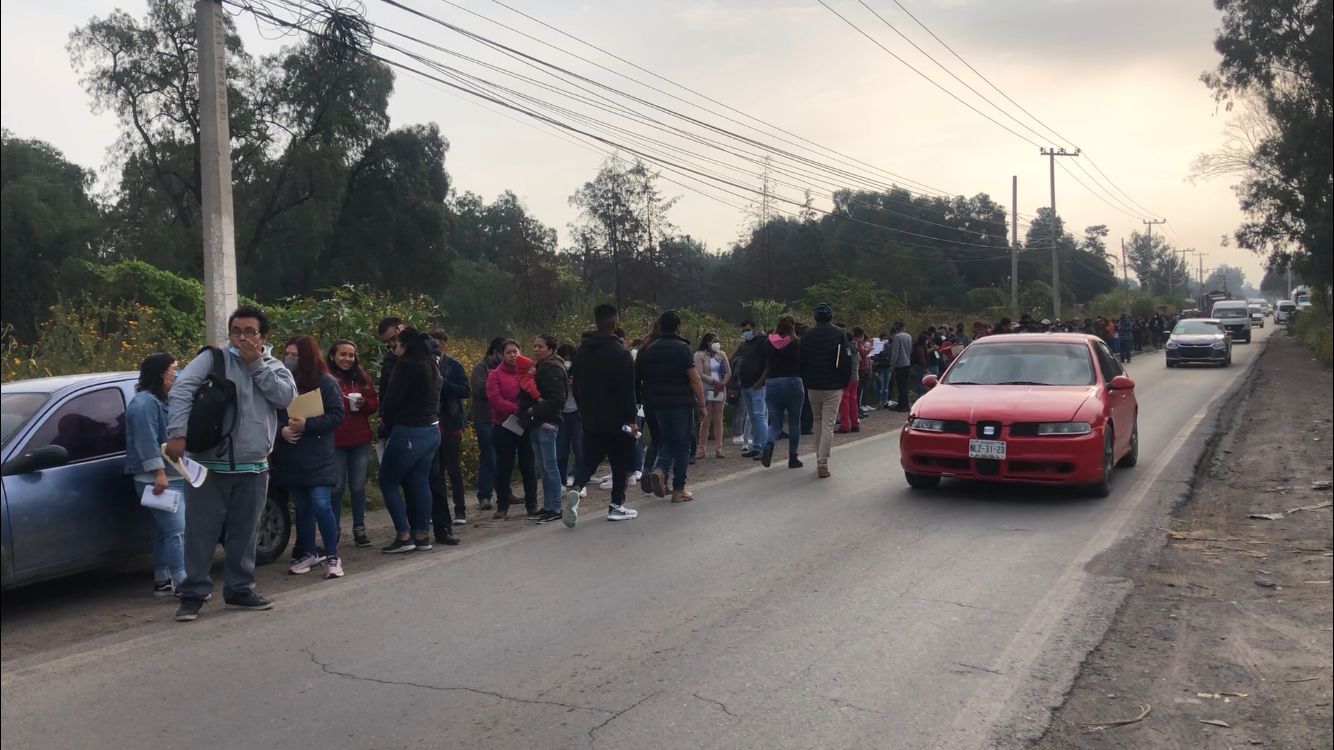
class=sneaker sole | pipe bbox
[325,571,345,579]
[382,545,417,554]
[607,512,638,521]
[289,567,313,575]
[175,613,199,622]
[452,519,467,525]
[224,602,274,611]
[562,490,580,528]
[649,471,666,498]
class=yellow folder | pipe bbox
[287,389,325,419]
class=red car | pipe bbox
[899,333,1138,497]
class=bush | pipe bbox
[1291,310,1333,367]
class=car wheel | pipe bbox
[1087,426,1114,498]
[254,494,291,566]
[904,471,941,490]
[1118,419,1139,468]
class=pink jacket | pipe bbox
[486,361,522,426]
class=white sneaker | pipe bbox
[562,489,580,528]
[631,471,643,483]
[607,504,639,521]
[565,476,574,487]
[579,487,588,498]
[599,478,614,490]
[731,436,745,445]
[289,553,321,575]
[593,473,612,483]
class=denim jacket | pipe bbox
[125,390,168,475]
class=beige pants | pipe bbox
[807,388,845,466]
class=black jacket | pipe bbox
[438,355,470,431]
[635,334,697,408]
[735,335,767,388]
[523,356,568,427]
[271,374,345,489]
[799,323,853,390]
[381,354,442,431]
[572,331,636,434]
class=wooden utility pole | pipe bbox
[196,0,238,346]
[1011,175,1018,318]
[1040,147,1079,320]
[1141,218,1166,296]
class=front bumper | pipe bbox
[899,426,1105,485]
[1166,345,1226,364]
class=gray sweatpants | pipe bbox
[179,471,269,602]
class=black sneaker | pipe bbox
[761,443,775,468]
[453,508,467,525]
[492,508,508,520]
[525,508,546,521]
[154,580,175,597]
[224,592,273,611]
[353,526,372,548]
[175,598,204,622]
[413,537,434,551]
[436,534,460,546]
[382,538,416,554]
[477,498,494,511]
[535,509,562,523]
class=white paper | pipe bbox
[502,414,525,436]
[870,338,885,356]
[140,485,182,513]
[160,444,208,488]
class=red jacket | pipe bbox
[331,373,379,449]
[486,360,522,426]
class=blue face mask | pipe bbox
[227,345,241,357]
[741,330,754,341]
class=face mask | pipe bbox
[227,345,241,357]
[710,342,722,353]
[283,355,299,371]
[741,330,754,341]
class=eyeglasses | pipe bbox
[229,327,261,338]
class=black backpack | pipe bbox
[185,346,238,465]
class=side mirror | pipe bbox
[1,445,70,476]
[1108,375,1135,391]
[921,374,939,391]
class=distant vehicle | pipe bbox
[1247,302,1265,328]
[1165,319,1231,368]
[1275,300,1297,324]
[899,334,1138,498]
[1210,300,1252,343]
[1,373,292,589]
[1292,285,1312,310]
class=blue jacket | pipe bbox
[125,390,169,476]
[270,374,345,489]
[439,355,470,431]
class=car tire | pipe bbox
[1087,426,1114,498]
[1118,419,1139,468]
[904,471,941,490]
[254,494,291,566]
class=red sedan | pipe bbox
[899,334,1139,497]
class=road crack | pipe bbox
[301,647,612,715]
[692,692,740,718]
[908,595,1016,615]
[587,690,664,747]
[952,661,1005,676]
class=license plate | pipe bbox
[968,439,1007,459]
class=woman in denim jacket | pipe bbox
[124,353,186,596]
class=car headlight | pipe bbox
[1165,341,1180,349]
[1211,340,1226,349]
[1037,422,1092,435]
[909,418,946,432]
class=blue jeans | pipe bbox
[332,443,370,529]
[291,485,339,559]
[531,423,563,512]
[556,410,584,482]
[652,405,693,492]
[765,377,804,454]
[742,387,768,448]
[875,366,892,403]
[474,421,497,501]
[379,424,441,535]
[134,479,186,586]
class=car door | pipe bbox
[1092,342,1134,456]
[6,385,147,581]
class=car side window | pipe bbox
[1093,342,1123,380]
[23,388,127,463]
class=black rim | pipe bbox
[258,502,284,551]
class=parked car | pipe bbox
[1275,300,1297,324]
[1210,300,1252,343]
[1,373,292,589]
[899,333,1138,498]
[1165,319,1231,368]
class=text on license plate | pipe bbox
[968,439,1007,460]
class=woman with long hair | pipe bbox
[377,328,442,553]
[273,335,346,577]
[486,339,539,519]
[694,332,732,459]
[526,334,568,523]
[125,352,186,596]
[325,339,378,548]
[761,314,804,469]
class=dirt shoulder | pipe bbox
[0,402,907,663]
[1034,331,1333,749]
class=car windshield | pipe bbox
[1,392,49,448]
[1213,307,1246,318]
[1173,321,1224,336]
[943,342,1095,386]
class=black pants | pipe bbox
[428,453,454,537]
[577,430,636,505]
[492,425,536,513]
[430,432,465,534]
[893,366,911,408]
[638,407,660,492]
[801,388,814,434]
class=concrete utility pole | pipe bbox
[1120,238,1130,311]
[1039,147,1079,320]
[1011,175,1019,318]
[196,0,238,346]
[1141,218,1166,296]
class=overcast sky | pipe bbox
[0,0,1267,288]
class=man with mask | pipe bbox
[734,319,768,459]
[165,306,297,622]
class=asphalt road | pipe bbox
[0,327,1273,750]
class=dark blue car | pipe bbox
[2,373,291,589]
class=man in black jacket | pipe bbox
[799,303,852,479]
[734,319,768,459]
[566,304,640,525]
[636,310,706,502]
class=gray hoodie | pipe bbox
[166,345,298,466]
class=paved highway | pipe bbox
[1,328,1272,750]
